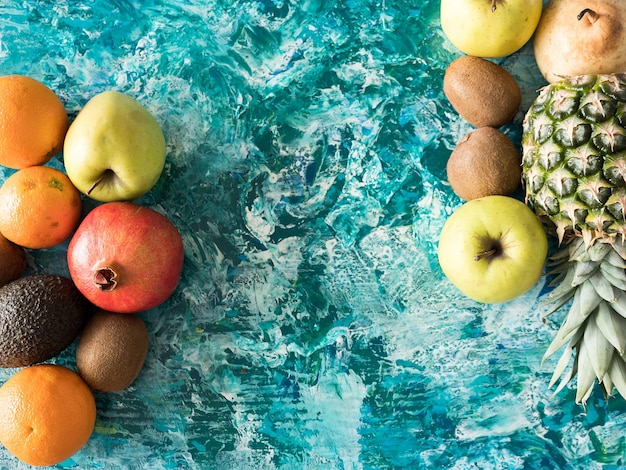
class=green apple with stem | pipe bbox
[63,91,166,202]
[438,195,548,303]
[440,0,543,58]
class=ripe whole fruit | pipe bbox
[67,202,184,313]
[440,0,543,58]
[0,233,26,288]
[522,73,626,404]
[447,127,521,201]
[63,91,166,202]
[0,364,96,467]
[0,275,87,368]
[443,55,521,128]
[0,165,82,249]
[0,75,68,169]
[522,74,626,245]
[533,0,626,83]
[76,310,149,392]
[438,195,548,303]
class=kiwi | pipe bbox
[76,310,149,392]
[0,233,26,288]
[443,56,521,128]
[447,127,521,201]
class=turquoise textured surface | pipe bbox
[1,0,625,469]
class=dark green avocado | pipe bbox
[0,274,88,368]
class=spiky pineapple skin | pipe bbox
[522,74,626,246]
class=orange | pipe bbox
[0,166,82,249]
[0,75,69,169]
[0,364,96,467]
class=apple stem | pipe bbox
[577,8,598,23]
[474,248,497,261]
[87,174,105,195]
[490,0,497,13]
[94,267,118,292]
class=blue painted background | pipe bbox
[0,0,624,468]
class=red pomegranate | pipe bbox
[67,201,184,313]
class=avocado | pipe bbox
[76,310,148,392]
[0,233,26,288]
[0,275,88,368]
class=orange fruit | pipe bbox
[0,364,96,466]
[0,75,68,169]
[0,166,82,249]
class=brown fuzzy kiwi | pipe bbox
[76,310,149,392]
[447,127,521,201]
[443,56,521,128]
[0,233,26,288]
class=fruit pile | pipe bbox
[0,75,184,466]
[438,0,626,407]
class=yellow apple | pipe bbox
[440,0,543,58]
[63,91,166,202]
[438,196,548,303]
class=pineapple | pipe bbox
[522,73,626,405]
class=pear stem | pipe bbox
[577,8,598,23]
[491,0,497,13]
[474,248,497,261]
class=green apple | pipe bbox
[437,195,548,303]
[440,0,543,58]
[63,91,166,202]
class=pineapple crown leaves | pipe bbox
[541,238,626,406]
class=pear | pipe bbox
[534,0,626,83]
